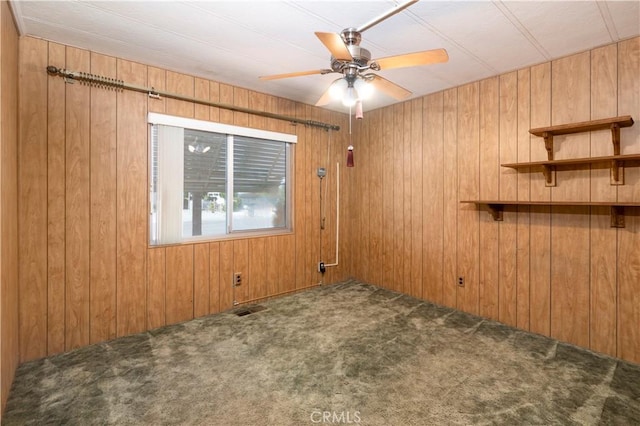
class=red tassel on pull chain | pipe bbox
[346,145,354,168]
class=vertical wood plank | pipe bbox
[46,41,66,355]
[19,37,49,361]
[310,108,323,285]
[147,247,166,330]
[147,67,166,114]
[617,37,640,194]
[550,52,591,349]
[281,234,296,294]
[402,102,412,294]
[529,62,552,336]
[442,88,458,308]
[193,243,210,318]
[248,238,266,301]
[393,103,405,293]
[498,72,518,327]
[233,87,249,127]
[165,245,194,324]
[589,44,618,357]
[478,77,500,320]
[233,239,249,302]
[1,1,20,411]
[248,91,266,130]
[209,242,221,314]
[618,212,640,363]
[116,59,148,337]
[352,111,373,282]
[293,107,305,289]
[590,45,617,202]
[89,51,117,344]
[65,46,91,351]
[422,94,444,304]
[457,83,480,315]
[306,107,316,286]
[194,77,210,121]
[219,240,234,310]
[166,71,194,118]
[617,37,640,363]
[516,68,531,330]
[381,106,394,291]
[336,112,351,286]
[349,114,362,280]
[265,237,279,296]
[369,109,384,287]
[410,99,423,298]
[209,81,221,123]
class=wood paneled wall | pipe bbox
[14,34,640,368]
[1,0,19,416]
[18,36,349,362]
[349,37,640,364]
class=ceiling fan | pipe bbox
[259,0,448,109]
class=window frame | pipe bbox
[148,113,296,246]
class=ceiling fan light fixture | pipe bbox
[342,86,358,107]
[329,78,348,100]
[353,77,374,100]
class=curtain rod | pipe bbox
[46,66,340,132]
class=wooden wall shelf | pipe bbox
[502,153,640,186]
[529,115,634,161]
[461,200,640,228]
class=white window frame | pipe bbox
[148,113,296,245]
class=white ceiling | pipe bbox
[9,1,640,113]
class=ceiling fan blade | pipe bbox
[374,49,449,71]
[369,75,412,100]
[315,32,353,61]
[259,69,332,81]
[315,87,333,106]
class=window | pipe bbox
[149,113,295,245]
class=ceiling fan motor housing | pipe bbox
[330,45,372,72]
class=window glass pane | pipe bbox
[232,136,287,231]
[149,114,293,246]
[183,129,227,238]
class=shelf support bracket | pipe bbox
[486,204,504,221]
[611,123,621,156]
[610,206,625,228]
[610,159,624,185]
[543,132,554,160]
[542,165,557,187]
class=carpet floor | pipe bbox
[4,280,640,425]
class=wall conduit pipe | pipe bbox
[325,162,340,268]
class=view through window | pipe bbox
[149,114,295,245]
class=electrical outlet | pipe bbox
[457,276,465,287]
[234,272,242,287]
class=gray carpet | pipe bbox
[4,280,640,425]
